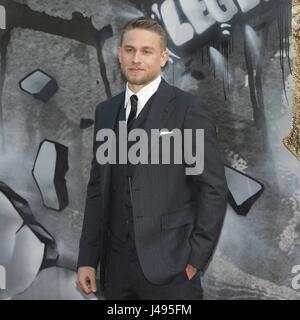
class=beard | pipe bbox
[121,67,157,86]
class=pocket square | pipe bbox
[159,130,173,136]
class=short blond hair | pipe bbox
[121,16,167,51]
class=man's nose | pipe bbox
[132,51,142,63]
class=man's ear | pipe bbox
[161,50,170,68]
[117,47,122,64]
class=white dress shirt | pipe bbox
[124,75,161,123]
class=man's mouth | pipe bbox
[128,68,144,72]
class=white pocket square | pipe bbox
[159,130,173,136]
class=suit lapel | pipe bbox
[100,92,124,206]
[143,78,176,133]
[100,92,125,131]
[133,78,176,183]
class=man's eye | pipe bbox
[125,48,133,52]
[144,51,152,54]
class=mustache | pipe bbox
[128,67,145,70]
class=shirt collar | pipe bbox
[124,75,161,109]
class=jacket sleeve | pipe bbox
[184,99,229,274]
[77,105,103,269]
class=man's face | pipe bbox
[117,28,169,87]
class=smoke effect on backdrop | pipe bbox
[0,0,299,300]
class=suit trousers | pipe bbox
[103,231,203,300]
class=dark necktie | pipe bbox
[127,95,138,130]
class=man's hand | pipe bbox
[185,264,199,280]
[76,266,97,294]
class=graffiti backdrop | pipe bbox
[0,0,299,300]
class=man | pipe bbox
[76,17,228,300]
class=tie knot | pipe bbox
[128,95,138,129]
[130,95,138,105]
